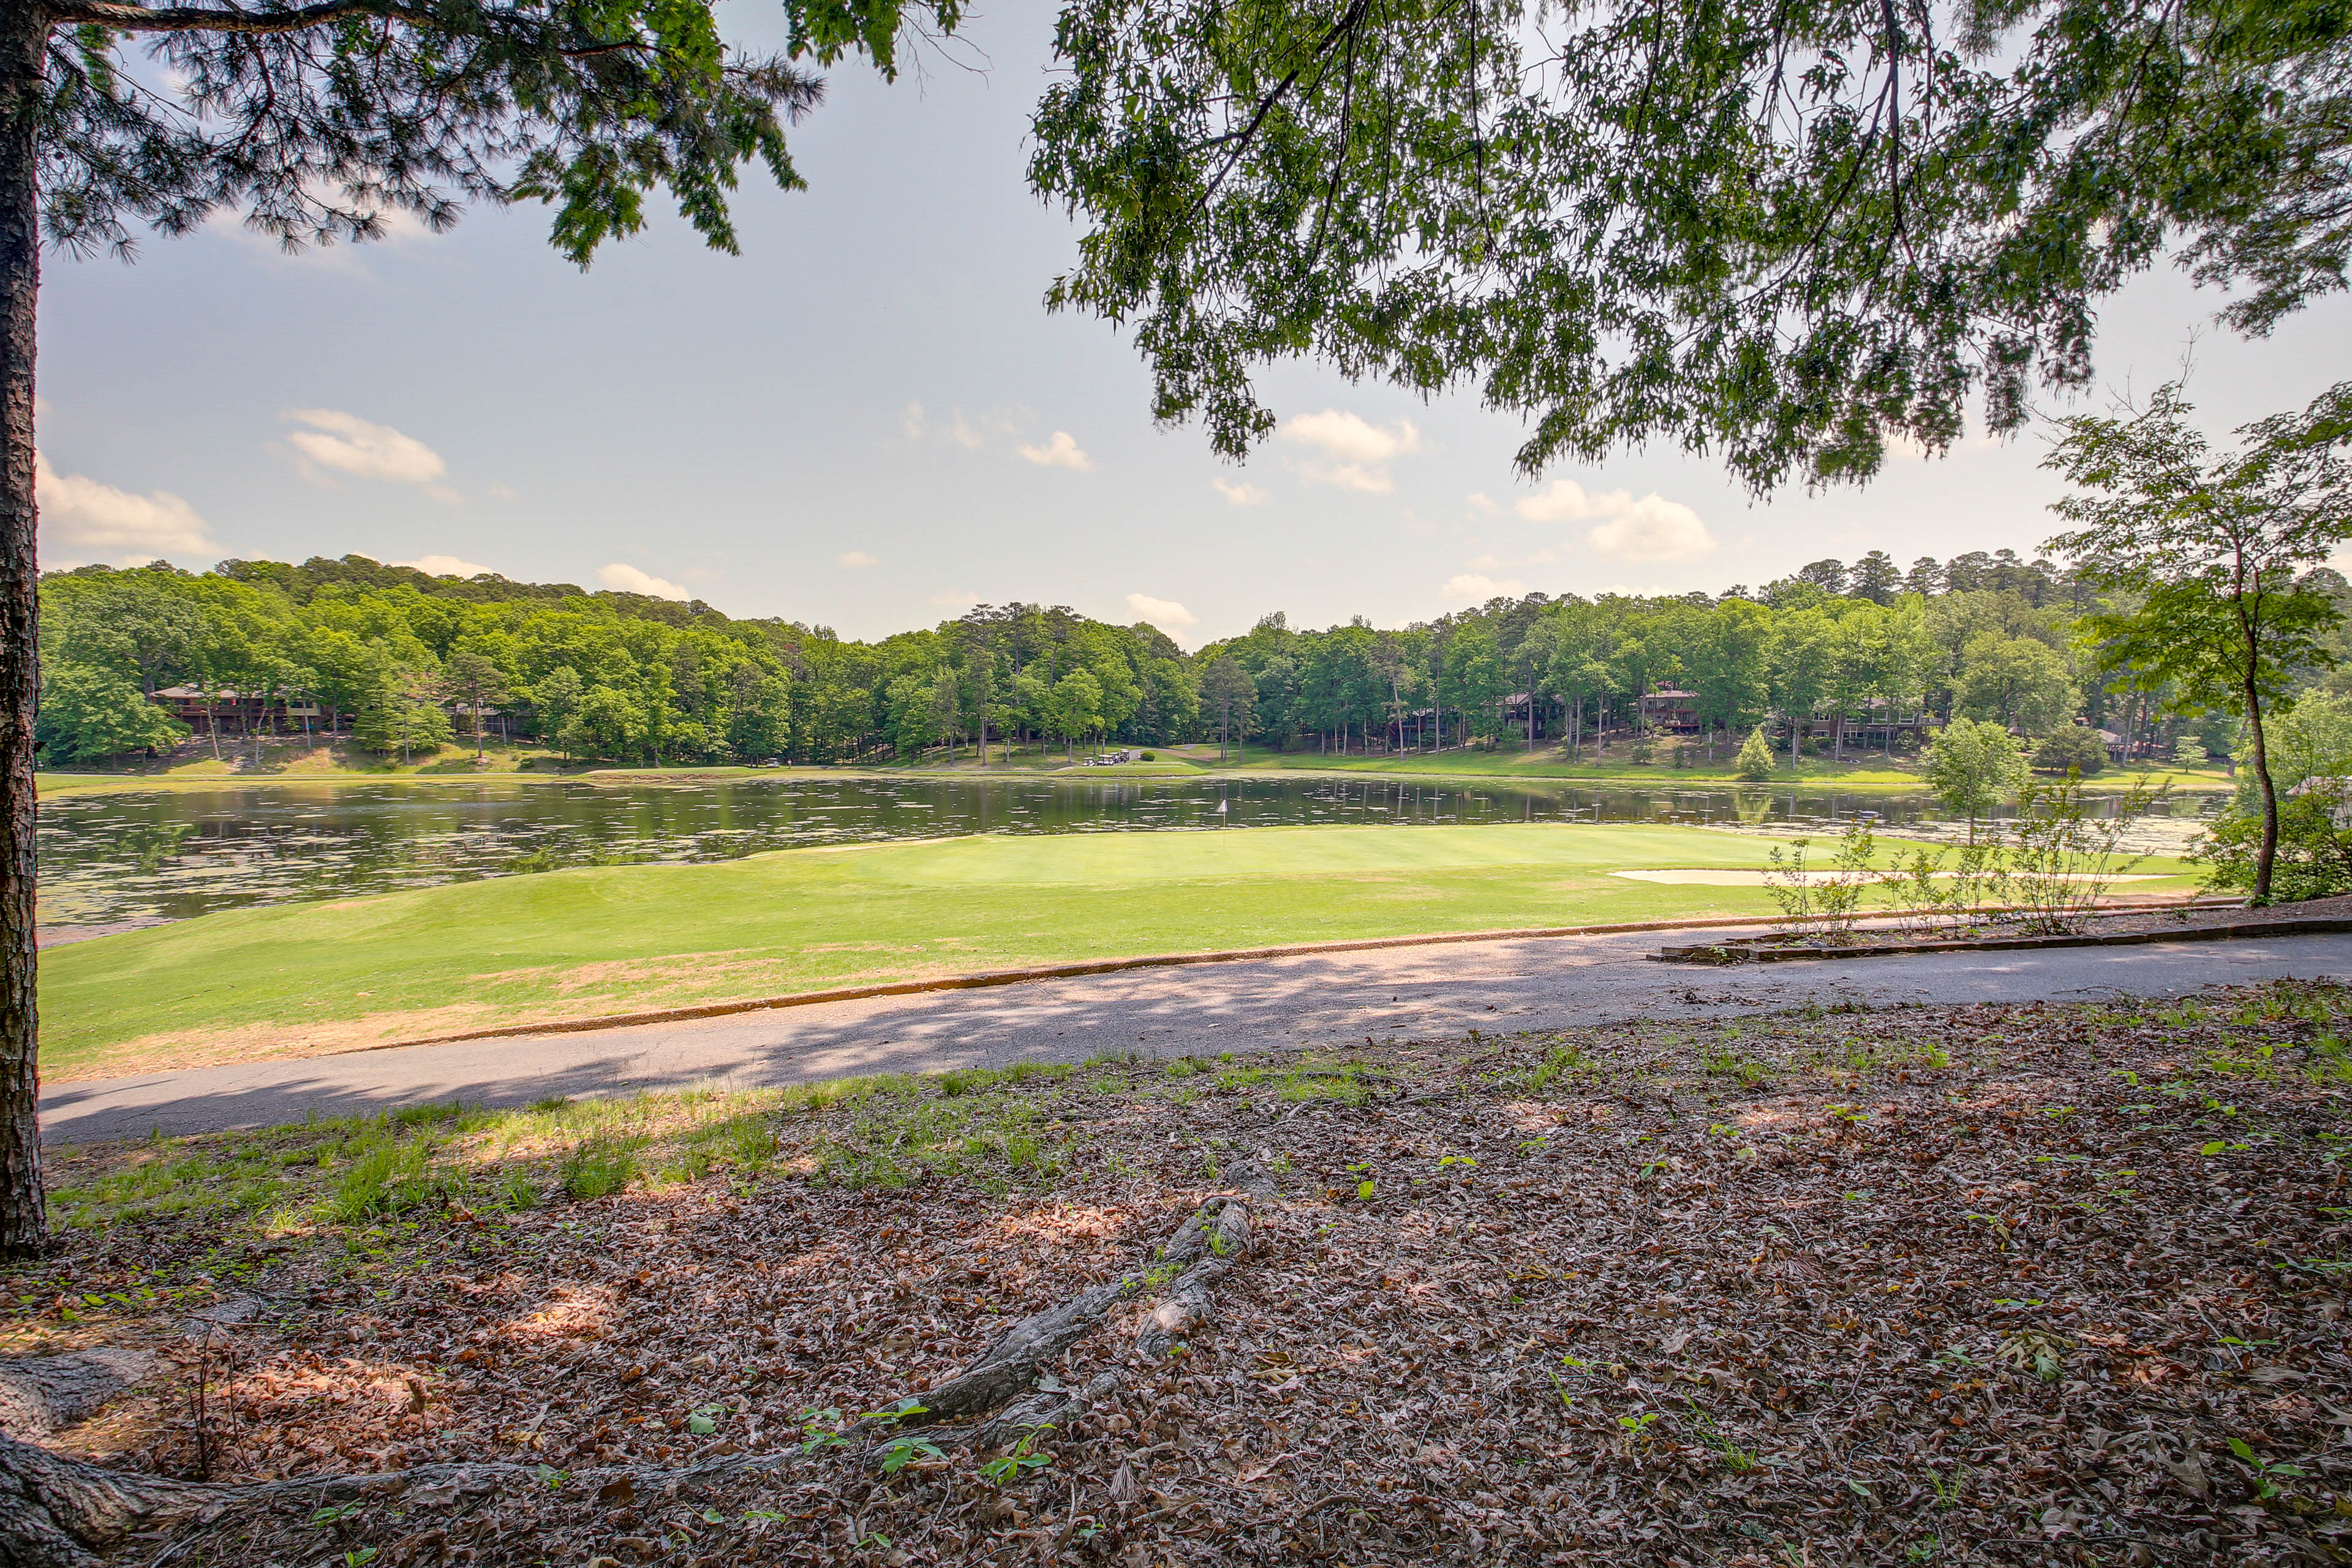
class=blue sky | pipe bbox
[32,0,2352,646]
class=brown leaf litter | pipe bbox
[8,980,2352,1565]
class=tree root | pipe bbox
[1134,1199,1250,1360]
[869,1183,1261,1433]
[0,1175,1276,1562]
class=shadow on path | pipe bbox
[43,926,2352,1143]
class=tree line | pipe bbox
[34,546,2321,769]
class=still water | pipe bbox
[37,774,2220,937]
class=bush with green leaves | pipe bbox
[1734,726,1776,782]
[2031,726,2108,775]
[2196,791,2352,904]
[2239,691,2352,797]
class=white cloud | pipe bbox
[486,483,519,503]
[837,551,880,569]
[908,403,1008,451]
[929,590,979,608]
[1017,431,1094,470]
[1211,478,1267,507]
[396,554,494,578]
[1280,410,1421,492]
[597,562,690,600]
[283,409,454,500]
[1514,480,1716,563]
[1125,592,1198,629]
[1465,491,1500,515]
[36,451,215,564]
[1442,573,1526,604]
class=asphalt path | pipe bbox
[42,927,2352,1144]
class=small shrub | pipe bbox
[2007,774,2155,932]
[2196,789,2352,903]
[1735,726,1776,782]
[1140,751,1156,761]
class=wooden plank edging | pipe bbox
[1659,913,2352,964]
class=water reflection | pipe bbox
[38,774,2218,935]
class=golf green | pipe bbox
[40,823,2195,1079]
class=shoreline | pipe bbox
[39,758,2233,796]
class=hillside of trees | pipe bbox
[32,547,2340,767]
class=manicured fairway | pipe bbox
[40,823,2196,1079]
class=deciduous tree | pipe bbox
[2048,382,2352,902]
[1033,0,2352,490]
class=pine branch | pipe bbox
[43,0,432,36]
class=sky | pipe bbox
[31,0,2352,648]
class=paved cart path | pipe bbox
[42,926,2352,1144]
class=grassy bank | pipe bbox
[41,822,2195,1079]
[40,740,2236,797]
[37,737,590,796]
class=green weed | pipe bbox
[560,1137,640,1201]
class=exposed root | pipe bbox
[1134,1198,1250,1359]
[865,1182,1263,1433]
[0,1175,1280,1561]
[968,1371,1121,1453]
[0,1430,217,1567]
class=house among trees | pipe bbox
[1638,690,1702,734]
[149,687,323,735]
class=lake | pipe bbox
[36,772,2220,938]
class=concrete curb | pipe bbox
[352,895,2228,1058]
[1657,913,2345,965]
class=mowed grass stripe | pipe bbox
[39,823,2196,1079]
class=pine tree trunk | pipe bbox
[0,6,45,1261]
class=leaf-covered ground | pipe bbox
[13,981,2352,1565]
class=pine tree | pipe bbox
[0,0,941,1259]
[1735,725,1776,782]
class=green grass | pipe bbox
[39,822,2198,1078]
[39,1041,1382,1246]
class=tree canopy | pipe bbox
[1029,0,2352,491]
[36,545,2282,771]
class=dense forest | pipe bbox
[32,547,2342,767]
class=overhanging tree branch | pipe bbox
[42,0,430,34]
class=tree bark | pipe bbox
[0,4,46,1262]
[2245,657,2277,906]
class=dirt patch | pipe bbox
[13,986,2352,1563]
[42,1004,512,1083]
